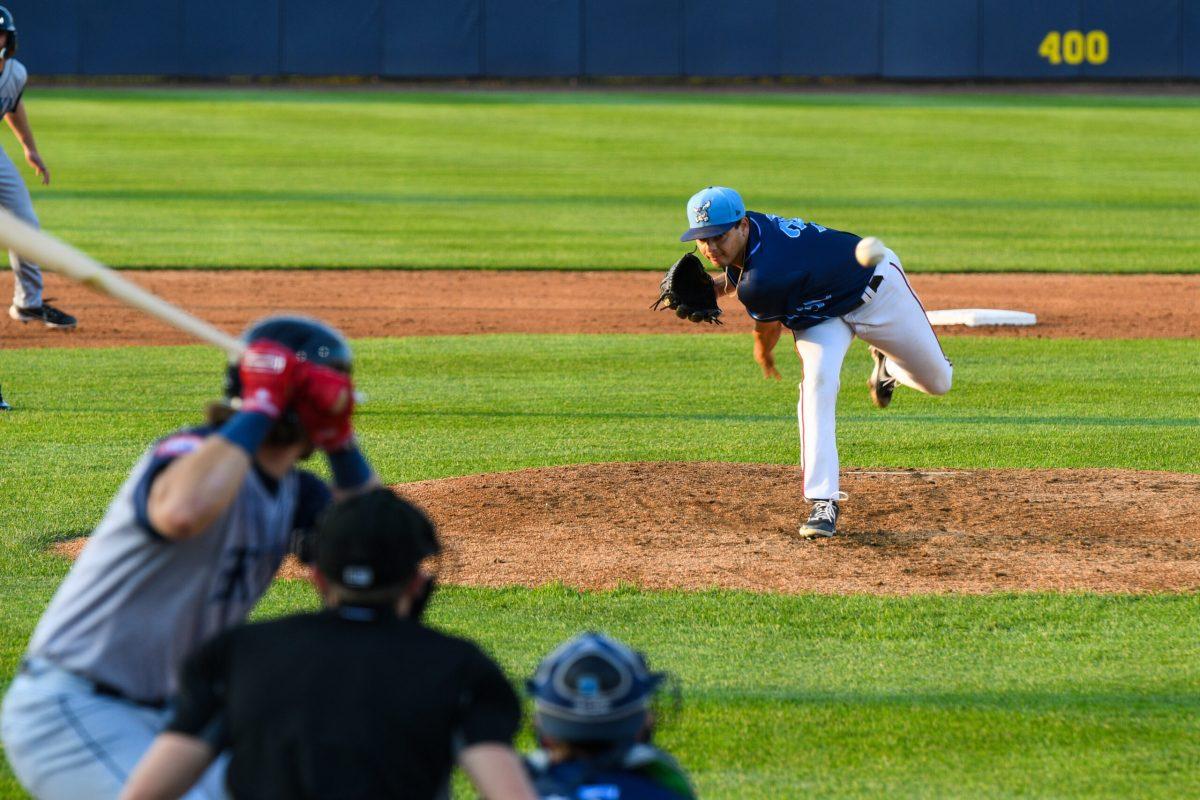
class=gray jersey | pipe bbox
[0,58,27,118]
[28,429,306,703]
[0,57,40,308]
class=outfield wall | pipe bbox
[12,0,1200,80]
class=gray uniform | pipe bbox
[0,57,43,309]
[1,428,320,799]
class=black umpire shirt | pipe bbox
[168,607,522,800]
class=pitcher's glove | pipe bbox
[650,253,723,325]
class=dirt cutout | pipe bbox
[54,463,1200,594]
[5,271,1200,349]
[401,463,1200,594]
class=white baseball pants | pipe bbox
[1,658,228,800]
[793,250,952,500]
[0,148,43,308]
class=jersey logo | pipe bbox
[154,433,203,458]
[692,200,711,225]
[579,787,621,800]
[768,214,827,239]
[213,546,263,604]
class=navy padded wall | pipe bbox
[584,0,682,77]
[683,0,778,76]
[11,0,1195,79]
[779,0,883,77]
[282,0,382,76]
[384,0,480,76]
[1185,0,1200,77]
[9,0,81,75]
[182,0,281,77]
[484,0,581,77]
[82,0,183,75]
[882,0,979,78]
[1082,0,1181,77]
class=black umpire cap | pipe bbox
[315,488,440,591]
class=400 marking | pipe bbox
[1039,30,1109,66]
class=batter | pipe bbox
[680,186,953,538]
[0,316,378,799]
[0,6,75,329]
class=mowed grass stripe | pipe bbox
[9,88,1199,271]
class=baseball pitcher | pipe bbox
[662,186,952,538]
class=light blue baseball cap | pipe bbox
[680,186,746,242]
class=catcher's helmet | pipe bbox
[224,315,352,405]
[0,6,17,59]
[527,632,665,743]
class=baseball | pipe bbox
[855,236,886,268]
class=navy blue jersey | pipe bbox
[725,211,872,331]
[526,745,694,800]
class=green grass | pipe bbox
[2,334,1199,796]
[8,88,1199,271]
[245,583,1200,798]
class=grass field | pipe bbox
[2,88,1199,798]
[2,335,1199,797]
[9,88,1200,272]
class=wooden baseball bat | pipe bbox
[0,208,245,359]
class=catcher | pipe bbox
[656,186,952,538]
[524,632,694,799]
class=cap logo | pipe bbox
[692,200,711,225]
[342,566,374,588]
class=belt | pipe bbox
[851,273,884,311]
[19,658,169,710]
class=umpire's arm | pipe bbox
[121,635,229,799]
[120,734,214,800]
[459,745,536,800]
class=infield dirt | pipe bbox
[4,270,1199,349]
[52,464,1200,594]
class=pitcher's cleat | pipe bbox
[867,346,896,409]
[798,499,840,539]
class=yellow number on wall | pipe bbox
[1038,31,1061,65]
[1039,30,1108,66]
[1062,30,1085,64]
[1086,30,1109,64]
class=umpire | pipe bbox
[121,488,537,800]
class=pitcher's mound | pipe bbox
[50,462,1200,594]
[398,462,1200,594]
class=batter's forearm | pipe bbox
[147,438,253,541]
